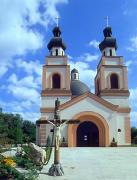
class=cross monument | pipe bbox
[47,98,79,176]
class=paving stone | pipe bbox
[2,147,137,180]
[39,147,137,180]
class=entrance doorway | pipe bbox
[77,121,99,147]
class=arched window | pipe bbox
[110,74,119,89]
[52,74,61,88]
[104,51,106,56]
[73,73,76,79]
[110,49,112,56]
[55,49,58,56]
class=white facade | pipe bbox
[41,96,71,108]
[102,96,130,107]
[41,94,130,146]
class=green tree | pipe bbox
[7,114,23,144]
[131,127,137,144]
[0,114,8,144]
[0,112,23,144]
[22,120,36,143]
[0,111,36,144]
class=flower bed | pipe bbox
[0,155,24,179]
[0,143,52,179]
[0,146,39,180]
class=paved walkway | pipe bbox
[39,147,137,180]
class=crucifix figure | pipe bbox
[47,116,68,151]
[47,98,79,176]
[47,122,67,151]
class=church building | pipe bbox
[36,24,131,147]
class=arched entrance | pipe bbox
[68,111,109,147]
[77,121,99,147]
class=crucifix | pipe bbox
[47,98,79,176]
[55,16,60,27]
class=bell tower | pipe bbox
[95,26,130,107]
[41,26,71,108]
[37,25,71,146]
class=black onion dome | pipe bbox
[99,26,117,51]
[47,26,66,50]
[70,80,90,96]
[53,27,61,37]
[103,26,112,37]
[71,68,78,73]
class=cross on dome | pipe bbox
[55,16,60,27]
[105,16,109,27]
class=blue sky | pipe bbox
[0,0,137,126]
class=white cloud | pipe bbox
[123,0,137,16]
[8,84,40,104]
[77,53,99,62]
[127,36,137,52]
[0,99,40,122]
[67,54,73,60]
[20,112,40,122]
[0,7,43,60]
[7,72,41,104]
[130,88,137,100]
[130,87,137,107]
[0,0,69,122]
[0,100,23,112]
[125,60,137,72]
[70,61,89,70]
[0,0,68,73]
[0,59,43,122]
[125,60,134,67]
[42,0,68,26]
[123,10,137,16]
[15,59,42,76]
[89,40,99,49]
[0,65,8,78]
[69,52,98,90]
[130,111,137,127]
[69,60,96,90]
[8,74,40,89]
[129,88,137,126]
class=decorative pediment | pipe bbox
[60,92,118,111]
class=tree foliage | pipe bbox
[0,112,36,145]
[22,120,36,143]
[131,127,137,144]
